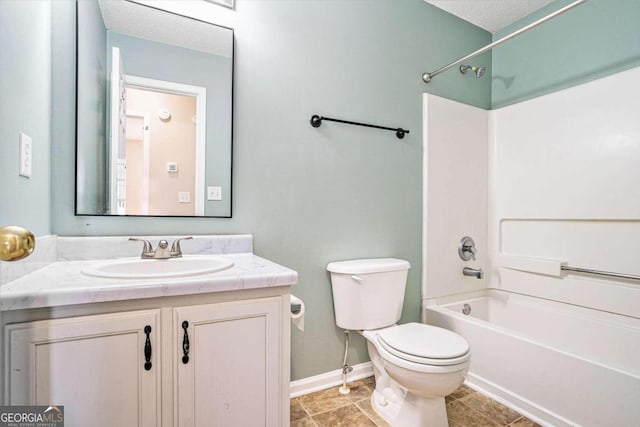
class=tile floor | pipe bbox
[290,377,541,427]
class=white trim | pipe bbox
[465,373,576,427]
[141,112,150,215]
[109,47,124,215]
[193,92,206,216]
[289,362,374,398]
[124,75,207,216]
[422,94,429,299]
[126,75,206,99]
[125,111,151,215]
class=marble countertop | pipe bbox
[0,253,297,311]
[0,235,298,311]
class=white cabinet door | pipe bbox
[174,297,282,427]
[7,310,160,427]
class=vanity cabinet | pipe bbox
[4,291,290,427]
[174,298,281,426]
[7,310,161,427]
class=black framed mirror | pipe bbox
[76,0,233,217]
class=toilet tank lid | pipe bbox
[327,258,410,274]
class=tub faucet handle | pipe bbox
[459,236,477,261]
[465,244,477,260]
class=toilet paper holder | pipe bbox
[291,301,302,315]
[290,295,305,332]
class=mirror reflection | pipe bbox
[76,0,233,217]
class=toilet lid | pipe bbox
[377,323,470,366]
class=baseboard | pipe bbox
[465,372,575,427]
[290,362,374,398]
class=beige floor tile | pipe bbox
[297,386,353,416]
[346,380,373,402]
[291,416,317,427]
[312,404,376,427]
[361,376,376,388]
[355,398,390,427]
[295,378,528,427]
[291,398,308,422]
[447,400,501,427]
[458,393,521,426]
[509,416,542,427]
[449,384,477,400]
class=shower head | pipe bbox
[460,64,486,78]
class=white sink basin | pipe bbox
[81,255,234,279]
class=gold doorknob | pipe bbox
[0,226,36,262]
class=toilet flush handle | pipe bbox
[351,275,364,283]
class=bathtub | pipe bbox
[424,289,640,427]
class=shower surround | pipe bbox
[422,66,640,426]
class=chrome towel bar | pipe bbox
[500,255,640,282]
[560,266,640,282]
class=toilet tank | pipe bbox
[327,258,411,330]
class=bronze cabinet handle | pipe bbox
[181,321,190,364]
[144,325,152,371]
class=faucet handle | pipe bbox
[458,236,477,261]
[129,238,154,256]
[465,244,477,260]
[170,236,193,257]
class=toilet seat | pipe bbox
[375,323,470,366]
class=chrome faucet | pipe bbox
[129,237,193,259]
[463,267,484,279]
[154,240,171,258]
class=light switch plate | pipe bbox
[207,186,222,201]
[19,132,32,178]
[178,192,190,203]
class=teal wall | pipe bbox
[48,0,491,380]
[0,1,51,237]
[492,0,640,108]
[76,0,108,215]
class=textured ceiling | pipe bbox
[425,0,556,33]
[98,0,232,58]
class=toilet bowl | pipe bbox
[362,323,470,426]
[327,258,471,427]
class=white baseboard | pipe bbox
[290,362,374,398]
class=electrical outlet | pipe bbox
[207,186,222,201]
[19,132,32,178]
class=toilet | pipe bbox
[327,258,470,427]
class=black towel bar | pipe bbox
[310,115,409,139]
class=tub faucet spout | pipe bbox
[463,267,484,279]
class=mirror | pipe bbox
[76,0,233,217]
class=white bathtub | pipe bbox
[424,290,640,427]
